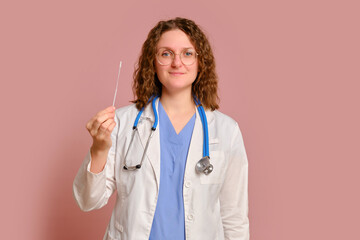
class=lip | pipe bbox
[169,72,185,76]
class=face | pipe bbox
[155,29,199,95]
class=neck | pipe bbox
[160,89,195,115]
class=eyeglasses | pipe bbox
[156,48,198,66]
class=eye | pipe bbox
[183,50,195,57]
[161,50,172,57]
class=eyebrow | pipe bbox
[157,47,195,51]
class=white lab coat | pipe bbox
[73,98,249,240]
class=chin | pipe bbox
[162,83,192,93]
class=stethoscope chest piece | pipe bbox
[196,156,213,175]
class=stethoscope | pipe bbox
[123,96,213,175]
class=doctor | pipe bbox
[73,17,249,240]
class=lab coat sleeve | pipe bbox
[220,122,250,240]
[72,114,119,212]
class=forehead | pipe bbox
[157,29,195,50]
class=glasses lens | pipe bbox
[157,49,173,65]
[181,49,197,66]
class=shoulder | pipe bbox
[209,110,247,159]
[206,109,245,144]
[115,104,138,117]
[113,104,139,127]
[208,109,239,129]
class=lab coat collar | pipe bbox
[139,97,215,124]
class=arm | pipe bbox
[72,108,119,212]
[220,123,249,239]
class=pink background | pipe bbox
[1,0,359,239]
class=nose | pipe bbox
[171,53,182,67]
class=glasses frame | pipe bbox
[156,48,199,66]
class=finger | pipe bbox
[106,121,117,135]
[96,119,116,141]
[102,121,117,140]
[91,112,115,132]
[97,106,115,118]
[88,112,115,136]
[86,106,115,131]
[98,118,114,135]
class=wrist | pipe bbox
[90,145,110,157]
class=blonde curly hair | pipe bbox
[132,17,219,111]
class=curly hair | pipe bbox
[132,17,219,111]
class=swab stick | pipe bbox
[112,61,122,107]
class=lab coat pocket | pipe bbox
[200,151,225,184]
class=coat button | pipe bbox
[185,181,191,188]
[187,214,194,220]
[116,222,124,232]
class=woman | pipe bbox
[73,17,249,240]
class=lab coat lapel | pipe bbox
[136,99,161,190]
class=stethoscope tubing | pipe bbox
[194,97,209,158]
[133,96,159,130]
[135,95,209,158]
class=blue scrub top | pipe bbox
[149,101,196,240]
